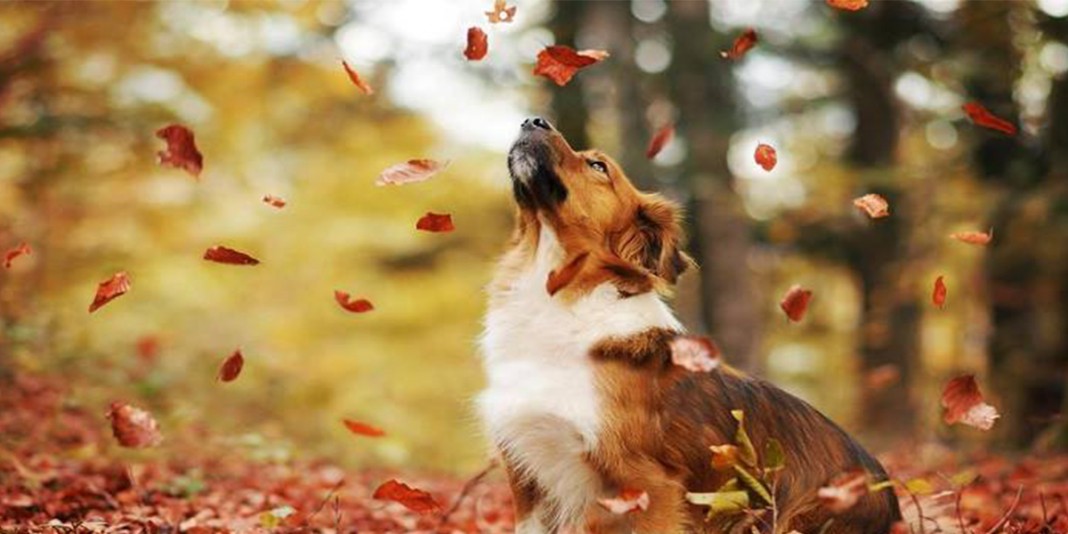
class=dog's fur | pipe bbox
[477,118,901,533]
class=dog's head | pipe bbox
[507,117,693,296]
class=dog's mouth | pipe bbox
[508,117,568,210]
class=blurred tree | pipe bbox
[546,1,591,149]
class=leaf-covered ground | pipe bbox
[1,373,1066,533]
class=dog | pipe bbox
[477,117,901,533]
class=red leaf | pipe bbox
[3,242,31,269]
[217,349,244,382]
[853,193,890,219]
[962,102,1016,135]
[941,375,1000,431]
[107,401,162,448]
[949,229,993,246]
[334,291,374,313]
[546,253,588,296]
[464,27,488,61]
[817,470,869,513]
[533,45,609,87]
[416,212,455,233]
[485,0,516,24]
[262,195,286,209]
[645,125,674,159]
[826,0,869,11]
[203,246,260,265]
[89,271,131,313]
[669,335,722,373]
[342,419,385,437]
[376,159,448,186]
[721,28,758,60]
[155,124,203,178]
[932,275,947,309]
[597,488,650,515]
[372,479,442,514]
[342,60,374,95]
[779,285,812,322]
[754,143,777,171]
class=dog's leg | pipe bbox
[504,457,547,532]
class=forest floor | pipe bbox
[1,372,1066,533]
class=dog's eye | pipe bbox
[588,160,608,174]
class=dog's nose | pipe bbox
[521,117,553,131]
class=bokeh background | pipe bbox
[2,0,1067,476]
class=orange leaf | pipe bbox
[754,143,777,171]
[826,0,869,11]
[89,271,131,313]
[341,60,374,95]
[334,291,374,313]
[949,229,992,246]
[721,28,757,60]
[217,349,244,382]
[376,159,448,186]
[669,335,722,373]
[204,246,260,265]
[464,27,488,61]
[416,212,455,233]
[645,124,674,159]
[962,102,1016,135]
[546,253,589,296]
[533,45,608,87]
[485,0,516,24]
[342,419,385,437]
[3,242,31,269]
[932,276,947,309]
[779,285,812,322]
[941,375,999,430]
[262,195,286,208]
[372,479,442,514]
[597,488,650,515]
[817,470,869,513]
[107,401,162,448]
[709,444,741,470]
[853,193,890,219]
[156,124,203,178]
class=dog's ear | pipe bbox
[611,194,694,284]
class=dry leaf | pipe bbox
[343,419,385,437]
[372,479,442,514]
[107,402,162,448]
[721,28,757,60]
[941,375,1000,431]
[827,0,869,11]
[3,242,31,269]
[416,212,455,233]
[262,195,286,209]
[218,350,244,382]
[669,335,722,373]
[376,159,448,186]
[464,27,488,61]
[645,125,674,160]
[334,291,374,313]
[89,271,131,313]
[932,276,947,309]
[342,60,374,95]
[818,470,869,513]
[754,143,777,171]
[156,124,203,178]
[949,229,992,246]
[962,102,1016,135]
[597,489,650,515]
[533,45,608,87]
[204,246,260,265]
[779,285,812,322]
[853,193,890,219]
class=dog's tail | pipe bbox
[898,490,964,534]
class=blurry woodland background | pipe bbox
[2,0,1068,477]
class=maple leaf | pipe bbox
[669,335,722,373]
[826,0,869,11]
[817,470,869,513]
[597,489,650,515]
[645,124,674,159]
[376,159,448,186]
[941,375,1000,431]
[341,60,374,95]
[107,401,162,448]
[962,102,1017,135]
[203,246,260,265]
[533,45,609,87]
[949,229,993,246]
[372,479,442,514]
[853,193,890,219]
[464,27,488,61]
[721,28,758,60]
[932,275,947,309]
[262,195,286,208]
[485,0,516,24]
[416,212,455,233]
[334,291,374,313]
[3,242,31,269]
[89,271,131,313]
[754,143,777,171]
[217,349,244,383]
[156,124,203,178]
[779,285,812,322]
[342,419,385,437]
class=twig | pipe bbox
[305,479,345,526]
[982,486,1023,534]
[438,459,500,529]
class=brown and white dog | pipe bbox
[477,117,901,533]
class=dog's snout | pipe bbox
[521,117,553,131]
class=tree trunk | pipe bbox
[546,1,591,150]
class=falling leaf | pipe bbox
[343,419,385,437]
[416,212,455,233]
[155,124,203,178]
[779,285,812,322]
[464,27,488,61]
[864,364,900,393]
[262,195,286,209]
[334,291,374,313]
[341,60,374,95]
[941,375,1000,431]
[721,28,757,60]
[533,45,609,87]
[645,125,674,159]
[3,242,31,269]
[89,271,131,313]
[754,143,777,171]
[376,159,448,186]
[817,470,869,513]
[669,335,722,373]
[217,350,244,383]
[204,246,260,265]
[853,193,890,219]
[962,102,1017,135]
[709,444,740,470]
[597,489,650,515]
[107,401,162,448]
[372,479,442,514]
[826,0,869,11]
[485,0,516,23]
[546,253,588,296]
[932,276,947,309]
[949,229,993,246]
